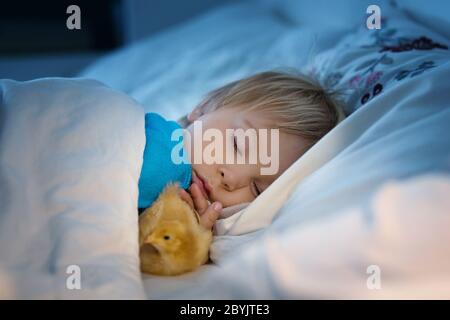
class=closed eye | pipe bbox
[252,181,261,197]
[233,136,239,154]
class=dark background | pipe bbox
[0,1,122,55]
[0,0,238,79]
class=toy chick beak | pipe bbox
[142,233,160,254]
[145,233,157,245]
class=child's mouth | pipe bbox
[192,170,211,200]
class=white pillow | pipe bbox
[308,3,449,114]
[176,53,450,298]
[213,3,450,237]
[398,0,450,24]
[200,6,450,298]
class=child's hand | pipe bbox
[179,183,222,230]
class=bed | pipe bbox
[1,0,449,299]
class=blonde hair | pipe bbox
[182,71,345,147]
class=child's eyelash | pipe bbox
[253,181,261,196]
[233,136,239,153]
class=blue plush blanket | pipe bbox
[138,113,192,209]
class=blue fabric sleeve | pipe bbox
[138,113,192,209]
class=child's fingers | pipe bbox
[189,183,209,215]
[200,202,222,230]
[178,188,194,208]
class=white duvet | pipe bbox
[0,78,146,299]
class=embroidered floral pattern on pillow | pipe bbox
[355,25,446,107]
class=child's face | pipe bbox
[183,107,309,207]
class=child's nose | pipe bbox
[218,168,232,191]
[218,167,245,191]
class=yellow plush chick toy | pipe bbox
[139,183,213,276]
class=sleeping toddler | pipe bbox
[138,71,343,229]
